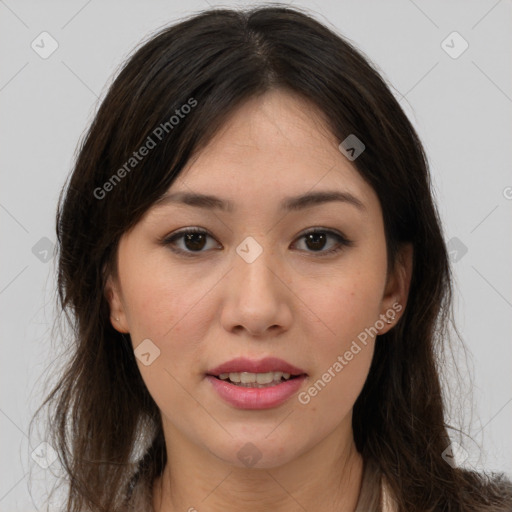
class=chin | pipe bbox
[207,435,304,470]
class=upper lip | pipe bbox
[207,357,307,376]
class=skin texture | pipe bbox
[105,89,412,512]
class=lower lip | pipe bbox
[206,375,307,410]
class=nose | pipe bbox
[219,241,292,337]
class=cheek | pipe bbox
[116,254,209,402]
[119,246,216,342]
[302,261,386,343]
[122,267,208,421]
[123,273,209,380]
[294,254,385,418]
[297,283,378,429]
[298,343,374,440]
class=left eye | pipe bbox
[161,227,353,257]
[294,228,353,255]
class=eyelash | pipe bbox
[160,227,354,258]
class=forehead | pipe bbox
[182,90,342,177]
[157,89,379,216]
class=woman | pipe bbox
[32,5,512,511]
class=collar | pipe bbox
[381,475,398,512]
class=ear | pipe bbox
[377,243,413,334]
[104,273,130,333]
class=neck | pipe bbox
[152,422,364,512]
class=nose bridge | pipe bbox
[221,234,290,335]
[234,235,278,296]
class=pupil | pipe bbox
[184,233,206,251]
[306,232,326,251]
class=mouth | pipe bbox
[209,371,305,388]
[205,357,308,409]
[206,356,307,387]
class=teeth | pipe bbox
[240,372,255,384]
[230,372,241,383]
[256,372,275,384]
[217,371,294,386]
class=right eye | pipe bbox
[161,227,221,257]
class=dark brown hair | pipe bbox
[31,5,512,511]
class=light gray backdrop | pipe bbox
[1,0,511,510]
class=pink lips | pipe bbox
[206,357,307,410]
[207,357,306,376]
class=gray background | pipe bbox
[1,0,511,509]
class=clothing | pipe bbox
[381,476,398,512]
[354,457,398,512]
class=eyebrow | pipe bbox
[152,189,366,213]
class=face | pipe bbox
[106,89,410,470]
